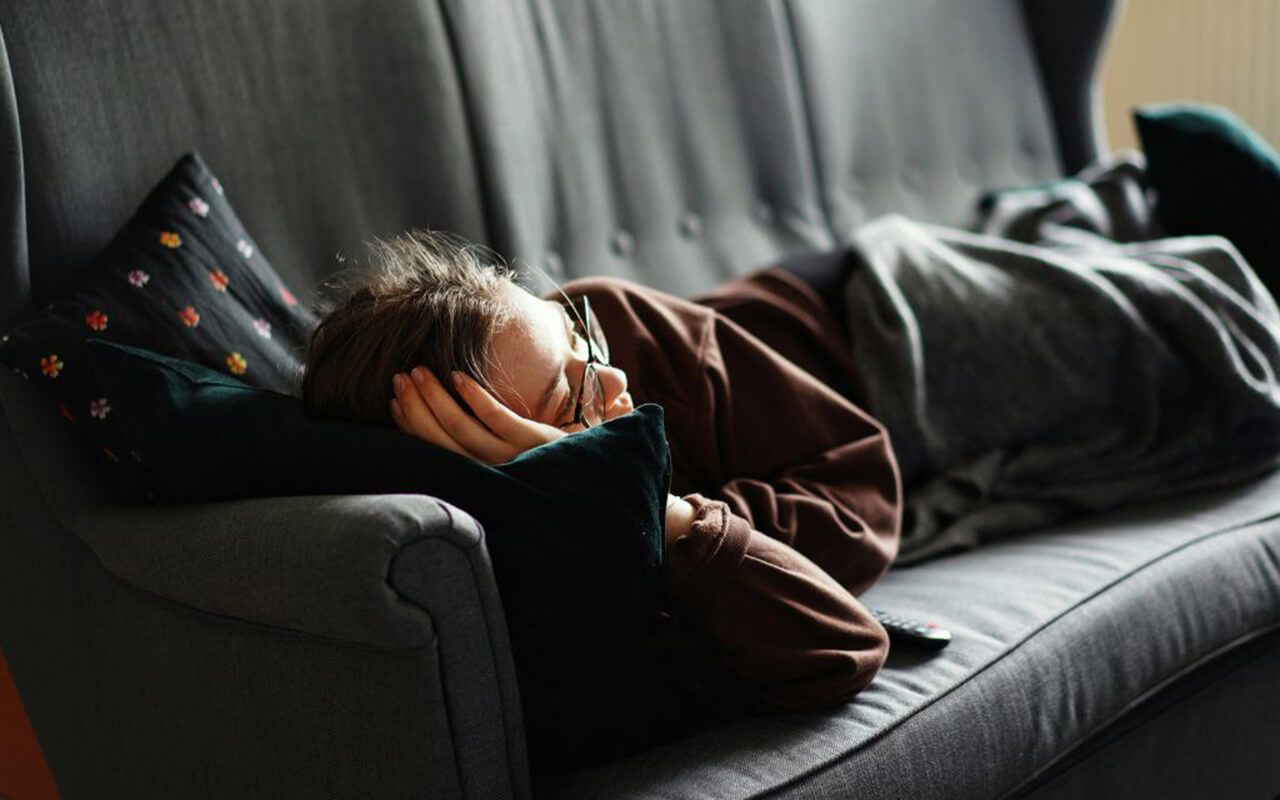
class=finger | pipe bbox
[389,396,436,443]
[411,367,518,464]
[391,373,471,459]
[389,393,428,440]
[392,375,468,457]
[389,397,412,435]
[452,372,561,448]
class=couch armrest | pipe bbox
[75,493,472,648]
[68,492,531,798]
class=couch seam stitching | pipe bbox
[386,499,526,800]
[755,504,1280,798]
[777,0,839,240]
[999,620,1280,799]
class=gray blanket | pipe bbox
[842,152,1280,565]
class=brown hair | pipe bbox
[301,229,517,427]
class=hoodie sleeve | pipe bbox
[662,492,890,713]
[686,329,901,603]
[556,274,903,711]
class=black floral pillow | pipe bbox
[0,152,317,502]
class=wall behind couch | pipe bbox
[1100,0,1280,151]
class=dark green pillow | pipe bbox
[1134,102,1280,285]
[84,339,680,774]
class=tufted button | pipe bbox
[753,202,776,224]
[849,172,865,193]
[545,250,564,277]
[678,212,703,239]
[903,165,924,189]
[1018,142,1039,171]
[610,230,635,258]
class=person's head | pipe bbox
[301,229,633,431]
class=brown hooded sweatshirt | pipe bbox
[552,266,903,714]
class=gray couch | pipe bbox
[2,0,1278,797]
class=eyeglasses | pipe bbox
[560,296,611,430]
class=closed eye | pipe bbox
[555,384,574,427]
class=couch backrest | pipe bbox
[0,0,492,323]
[441,0,837,297]
[790,0,1065,237]
[0,0,1115,325]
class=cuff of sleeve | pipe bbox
[663,493,752,621]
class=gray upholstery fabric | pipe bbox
[391,521,533,799]
[0,26,25,330]
[1015,628,1280,799]
[80,494,464,650]
[0,366,531,799]
[440,0,836,297]
[438,0,1114,298]
[0,0,1114,311]
[548,466,1280,798]
[0,0,489,308]
[787,0,1068,238]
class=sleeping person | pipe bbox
[300,229,903,716]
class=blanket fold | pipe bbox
[842,152,1280,564]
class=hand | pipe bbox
[664,494,695,549]
[389,366,568,465]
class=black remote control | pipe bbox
[870,608,952,650]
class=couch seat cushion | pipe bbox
[548,465,1280,798]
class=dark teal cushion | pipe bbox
[85,339,676,775]
[1135,102,1280,283]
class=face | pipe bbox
[484,281,633,431]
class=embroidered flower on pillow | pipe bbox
[84,310,108,331]
[41,354,64,378]
[0,152,318,501]
[226,352,247,375]
[89,397,111,420]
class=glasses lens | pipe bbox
[581,298,610,363]
[581,362,606,427]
